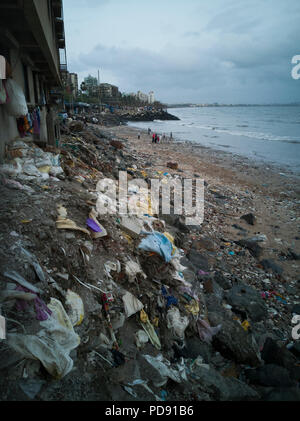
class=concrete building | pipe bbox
[148,91,155,104]
[136,91,148,103]
[61,70,78,96]
[69,73,78,96]
[99,83,120,99]
[0,0,66,161]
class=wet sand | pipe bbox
[98,124,300,281]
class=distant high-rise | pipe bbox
[149,91,155,104]
[69,73,78,96]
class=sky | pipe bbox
[63,0,300,104]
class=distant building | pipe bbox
[148,91,155,104]
[99,83,120,99]
[61,71,78,96]
[69,73,78,96]
[137,91,148,103]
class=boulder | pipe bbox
[245,364,296,387]
[212,319,261,367]
[235,239,263,258]
[240,213,256,225]
[259,259,283,275]
[261,338,297,370]
[263,387,300,401]
[186,249,210,272]
[226,284,268,322]
[192,365,259,401]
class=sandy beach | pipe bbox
[97,123,300,281]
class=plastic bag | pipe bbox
[166,307,189,340]
[197,318,222,343]
[4,79,28,117]
[143,354,187,387]
[66,290,84,326]
[138,231,174,262]
[122,291,144,318]
[7,298,80,379]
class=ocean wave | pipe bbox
[190,124,300,144]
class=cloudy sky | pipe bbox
[63,0,300,104]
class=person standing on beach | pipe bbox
[157,135,160,143]
[138,132,141,140]
[170,132,173,141]
[148,128,151,135]
[152,133,155,143]
[155,133,158,144]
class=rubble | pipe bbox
[0,121,299,402]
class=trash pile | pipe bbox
[0,120,299,401]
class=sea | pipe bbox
[128,105,300,175]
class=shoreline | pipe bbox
[97,123,300,282]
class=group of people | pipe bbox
[142,128,173,144]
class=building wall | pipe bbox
[30,0,60,82]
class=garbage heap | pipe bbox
[0,121,299,401]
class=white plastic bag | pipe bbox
[166,307,189,340]
[7,298,80,379]
[4,79,28,117]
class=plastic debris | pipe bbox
[3,270,42,294]
[242,320,250,331]
[56,205,90,235]
[166,307,189,340]
[7,298,80,379]
[138,231,174,262]
[15,286,52,321]
[185,299,200,316]
[197,318,222,343]
[161,286,178,308]
[140,310,161,350]
[143,354,187,387]
[87,209,107,238]
[135,330,149,348]
[66,290,84,326]
[122,291,144,318]
[125,259,146,283]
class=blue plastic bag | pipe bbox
[138,231,174,262]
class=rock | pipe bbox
[263,387,300,401]
[185,337,213,363]
[240,213,256,225]
[167,162,178,170]
[68,120,84,132]
[245,364,296,387]
[291,303,300,314]
[110,140,124,150]
[226,284,268,322]
[259,259,283,275]
[212,320,261,367]
[290,342,300,358]
[192,365,259,401]
[174,217,193,234]
[186,249,210,272]
[235,239,263,258]
[261,338,297,370]
[214,272,232,290]
[192,237,216,252]
[18,379,45,400]
[286,249,300,260]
